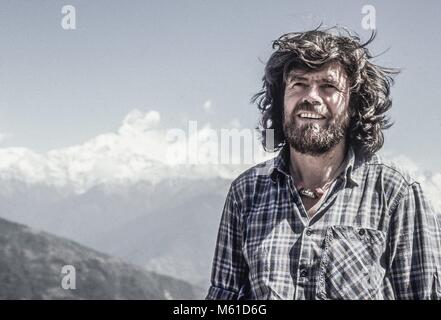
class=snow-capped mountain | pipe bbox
[0,109,269,195]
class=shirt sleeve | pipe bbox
[205,183,250,300]
[387,182,441,299]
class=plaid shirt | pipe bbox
[206,144,441,300]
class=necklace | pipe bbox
[289,158,346,200]
[297,184,332,199]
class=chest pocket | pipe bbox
[317,225,386,300]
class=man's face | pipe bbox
[283,62,351,156]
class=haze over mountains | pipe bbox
[0,217,202,299]
[0,176,230,288]
[0,110,439,293]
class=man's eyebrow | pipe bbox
[286,74,345,88]
[287,74,339,83]
[320,78,339,85]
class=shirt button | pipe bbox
[359,229,365,236]
[305,228,312,236]
[300,269,308,277]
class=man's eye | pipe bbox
[322,84,336,89]
[292,83,306,88]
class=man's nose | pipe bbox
[302,84,322,104]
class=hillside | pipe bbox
[0,217,203,299]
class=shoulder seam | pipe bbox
[388,185,408,216]
[387,181,422,216]
[365,161,416,186]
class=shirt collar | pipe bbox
[343,145,361,186]
[268,144,361,187]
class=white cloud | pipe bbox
[0,110,168,193]
[0,110,270,193]
[425,173,441,213]
[202,100,212,112]
[118,109,161,136]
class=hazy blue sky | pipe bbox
[0,0,439,171]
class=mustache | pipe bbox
[293,101,327,116]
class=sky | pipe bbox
[0,0,440,173]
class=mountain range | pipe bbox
[0,176,230,289]
[0,216,203,299]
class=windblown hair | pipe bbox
[252,26,400,158]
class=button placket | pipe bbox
[294,226,314,299]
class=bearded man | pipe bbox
[206,28,441,300]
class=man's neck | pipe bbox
[289,140,347,190]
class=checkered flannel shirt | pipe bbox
[206,144,441,300]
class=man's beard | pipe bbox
[283,103,350,156]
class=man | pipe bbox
[206,28,441,300]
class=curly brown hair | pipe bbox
[252,26,400,158]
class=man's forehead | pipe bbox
[288,62,348,82]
